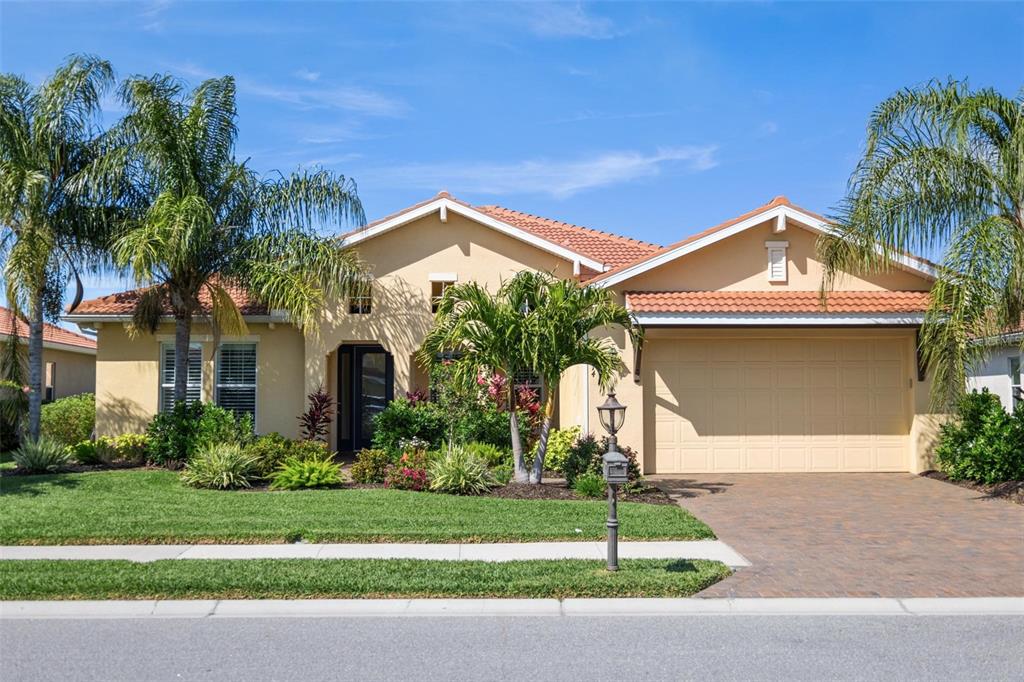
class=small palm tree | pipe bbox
[91,74,366,403]
[421,271,639,484]
[819,80,1022,407]
[0,55,115,439]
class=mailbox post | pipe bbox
[597,393,628,572]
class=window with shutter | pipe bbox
[765,241,789,283]
[216,343,257,423]
[160,344,202,412]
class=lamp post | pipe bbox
[596,392,628,572]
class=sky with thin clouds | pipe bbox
[1,0,1021,310]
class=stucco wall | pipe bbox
[94,321,304,437]
[967,345,1021,410]
[43,347,96,399]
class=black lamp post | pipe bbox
[596,392,628,571]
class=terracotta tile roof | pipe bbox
[473,204,661,271]
[70,280,269,317]
[0,306,97,350]
[625,290,932,315]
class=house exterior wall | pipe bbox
[967,345,1022,410]
[43,347,96,400]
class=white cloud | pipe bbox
[294,68,321,82]
[361,146,718,198]
[525,2,618,39]
[139,0,173,32]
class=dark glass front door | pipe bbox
[337,345,394,452]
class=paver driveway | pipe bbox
[654,473,1024,597]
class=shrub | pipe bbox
[573,472,605,499]
[350,448,393,484]
[96,434,149,466]
[147,402,253,466]
[530,426,580,473]
[71,439,100,465]
[935,390,1024,484]
[371,398,448,453]
[13,437,71,473]
[563,434,604,486]
[428,445,497,495]
[491,463,514,486]
[298,385,334,441]
[243,432,292,477]
[463,441,511,468]
[180,443,260,490]
[39,393,94,447]
[287,439,331,462]
[384,449,429,491]
[270,453,342,490]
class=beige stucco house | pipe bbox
[1,306,97,401]
[66,192,943,473]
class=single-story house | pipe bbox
[1,305,97,401]
[967,325,1022,410]
[66,192,944,473]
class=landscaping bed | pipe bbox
[0,558,730,600]
[921,470,1024,505]
[490,480,676,505]
[0,469,713,545]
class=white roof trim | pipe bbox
[341,197,606,273]
[596,204,937,288]
[633,312,926,327]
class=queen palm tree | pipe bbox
[91,74,366,404]
[421,271,639,483]
[0,55,115,439]
[819,80,1023,407]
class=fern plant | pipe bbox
[270,454,342,490]
[428,445,497,495]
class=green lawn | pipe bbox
[0,558,730,599]
[0,469,712,544]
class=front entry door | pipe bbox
[337,345,394,452]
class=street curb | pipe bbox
[2,597,1021,619]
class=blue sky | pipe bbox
[1,0,1022,307]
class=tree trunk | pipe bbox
[25,295,45,441]
[509,382,528,483]
[529,388,557,484]
[173,314,192,405]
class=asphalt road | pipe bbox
[2,615,1021,681]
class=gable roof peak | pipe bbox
[768,195,791,206]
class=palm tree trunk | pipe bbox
[529,388,557,484]
[509,383,528,483]
[173,314,192,404]
[25,294,45,441]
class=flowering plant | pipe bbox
[384,449,430,491]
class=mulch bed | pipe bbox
[489,481,676,505]
[0,462,145,477]
[921,470,1024,505]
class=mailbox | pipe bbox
[602,450,630,485]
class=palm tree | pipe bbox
[0,55,115,439]
[420,271,639,483]
[819,80,1022,407]
[91,74,366,404]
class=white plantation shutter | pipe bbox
[767,246,787,282]
[160,344,202,412]
[216,344,257,422]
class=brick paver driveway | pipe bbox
[654,473,1024,597]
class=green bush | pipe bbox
[428,445,497,495]
[563,434,604,486]
[935,390,1024,484]
[71,440,100,465]
[147,402,253,466]
[371,399,448,453]
[96,434,149,466]
[287,439,331,462]
[531,426,580,473]
[384,449,430,491]
[243,432,292,477]
[350,448,393,484]
[573,472,605,498]
[180,443,260,490]
[13,437,72,473]
[491,463,514,486]
[464,441,511,468]
[269,453,342,490]
[39,393,94,447]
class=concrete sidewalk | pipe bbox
[0,540,750,567]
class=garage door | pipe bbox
[648,336,910,473]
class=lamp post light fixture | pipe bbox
[597,392,629,572]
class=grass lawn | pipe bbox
[0,469,713,544]
[0,558,730,599]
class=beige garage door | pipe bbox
[648,336,910,473]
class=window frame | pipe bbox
[431,280,454,313]
[765,240,789,283]
[159,343,203,413]
[215,342,258,427]
[44,361,56,403]
[349,281,372,315]
[1010,355,1022,407]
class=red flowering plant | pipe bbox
[384,448,430,491]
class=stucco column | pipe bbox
[303,334,330,400]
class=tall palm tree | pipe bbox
[0,55,115,439]
[819,80,1023,407]
[421,271,639,483]
[90,74,366,404]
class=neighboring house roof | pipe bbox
[68,281,272,318]
[626,290,932,314]
[0,305,97,353]
[590,196,937,288]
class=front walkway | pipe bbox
[0,540,749,568]
[655,473,1024,598]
